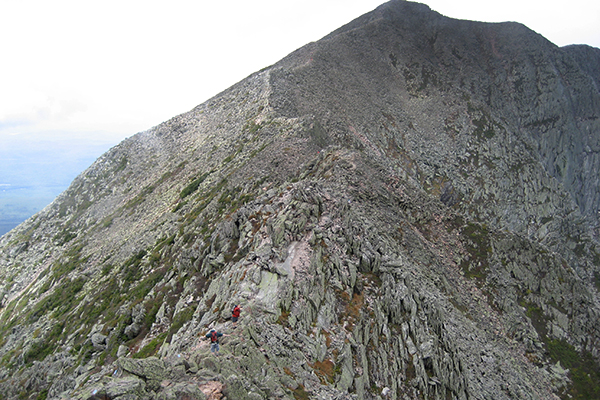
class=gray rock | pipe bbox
[90,333,107,350]
[105,376,147,398]
[158,382,207,400]
[124,323,142,339]
[117,357,168,381]
[117,344,129,358]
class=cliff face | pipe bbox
[1,1,600,399]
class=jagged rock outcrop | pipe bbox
[1,1,599,399]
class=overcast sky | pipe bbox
[1,0,599,148]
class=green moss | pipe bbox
[186,178,228,221]
[472,115,495,139]
[0,298,20,340]
[115,156,128,172]
[574,243,586,257]
[133,332,167,359]
[594,272,600,292]
[29,277,86,322]
[54,230,77,245]
[131,269,164,300]
[180,172,211,199]
[23,323,64,364]
[216,185,256,216]
[101,216,114,228]
[467,103,500,140]
[167,306,196,342]
[155,235,176,251]
[51,244,87,278]
[546,339,600,399]
[520,299,549,339]
[101,264,113,276]
[81,278,122,326]
[36,390,48,400]
[121,249,148,287]
[249,142,269,159]
[125,185,156,209]
[143,294,164,329]
[244,120,263,135]
[525,116,560,130]
[75,341,94,365]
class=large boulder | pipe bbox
[117,356,168,382]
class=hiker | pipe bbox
[204,328,228,355]
[231,304,241,324]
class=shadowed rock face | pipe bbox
[1,1,599,399]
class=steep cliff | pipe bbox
[1,1,600,399]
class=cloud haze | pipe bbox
[2,0,597,145]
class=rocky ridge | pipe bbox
[0,1,600,399]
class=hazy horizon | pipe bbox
[0,134,118,236]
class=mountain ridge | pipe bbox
[1,1,599,399]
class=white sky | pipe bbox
[1,0,599,147]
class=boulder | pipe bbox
[117,356,168,382]
[90,333,107,350]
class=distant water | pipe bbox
[0,221,21,237]
[0,192,58,237]
[0,187,57,238]
[0,133,120,240]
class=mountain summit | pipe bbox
[1,1,600,399]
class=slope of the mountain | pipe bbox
[1,1,600,399]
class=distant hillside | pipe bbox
[1,1,599,399]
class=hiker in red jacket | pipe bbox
[231,304,241,325]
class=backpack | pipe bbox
[232,305,240,317]
[210,331,218,343]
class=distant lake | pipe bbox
[0,134,120,238]
[0,221,24,237]
[0,184,60,237]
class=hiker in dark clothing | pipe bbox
[231,304,241,324]
[204,329,228,355]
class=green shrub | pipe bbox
[180,172,210,199]
[133,332,167,359]
[167,307,196,342]
[547,339,600,399]
[36,390,48,400]
[29,277,85,322]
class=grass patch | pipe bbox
[336,289,364,332]
[29,277,86,322]
[546,339,600,399]
[54,230,77,246]
[180,172,211,199]
[133,332,167,359]
[23,322,64,364]
[125,185,156,209]
[166,306,196,343]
